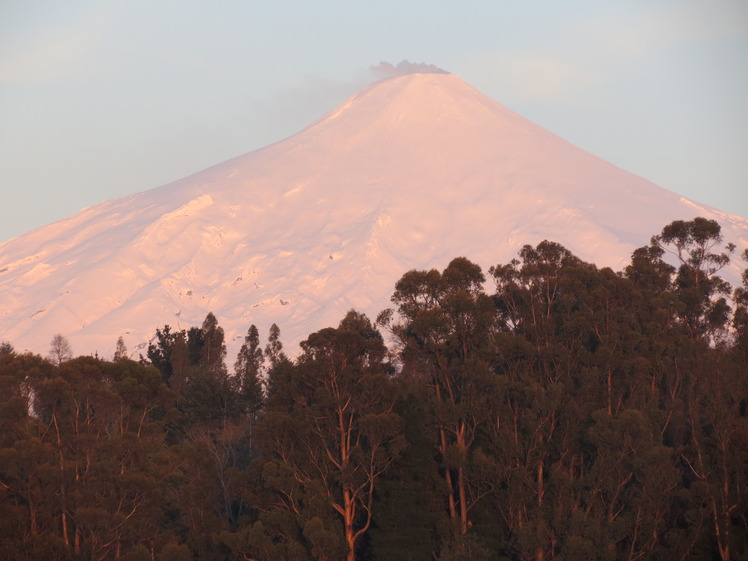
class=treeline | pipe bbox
[1,217,747,561]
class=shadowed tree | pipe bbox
[234,324,265,421]
[732,248,748,353]
[265,323,287,371]
[650,217,735,342]
[146,325,178,386]
[255,311,405,561]
[382,257,500,539]
[0,354,175,560]
[48,334,72,366]
[114,336,128,361]
[200,312,227,378]
[489,242,590,560]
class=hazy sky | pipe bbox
[2,0,747,243]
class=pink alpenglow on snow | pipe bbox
[0,73,746,358]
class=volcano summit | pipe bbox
[1,73,746,357]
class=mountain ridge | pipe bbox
[1,73,746,358]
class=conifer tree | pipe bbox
[234,324,265,419]
[169,330,190,395]
[200,312,227,377]
[146,324,178,384]
[113,336,128,361]
[264,322,286,370]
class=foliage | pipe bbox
[1,217,746,561]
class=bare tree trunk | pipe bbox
[537,460,545,506]
[343,485,356,561]
[458,465,468,535]
[27,483,37,537]
[713,497,730,561]
[455,426,470,536]
[439,426,457,524]
[52,413,70,549]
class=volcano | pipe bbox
[1,72,747,358]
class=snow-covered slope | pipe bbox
[1,73,747,358]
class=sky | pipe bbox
[1,0,747,243]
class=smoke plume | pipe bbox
[370,60,450,79]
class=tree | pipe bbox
[489,242,591,560]
[169,331,190,396]
[0,341,14,356]
[650,217,735,342]
[234,324,265,420]
[48,334,72,365]
[146,315,228,393]
[653,218,734,288]
[368,380,450,561]
[667,294,748,561]
[625,243,675,293]
[733,248,748,352]
[200,312,227,378]
[265,323,286,370]
[383,257,500,539]
[257,311,405,561]
[114,336,128,361]
[0,351,59,559]
[146,325,178,385]
[1,354,175,560]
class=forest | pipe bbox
[0,217,746,561]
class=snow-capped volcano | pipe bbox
[1,73,747,358]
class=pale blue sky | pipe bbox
[1,0,747,243]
